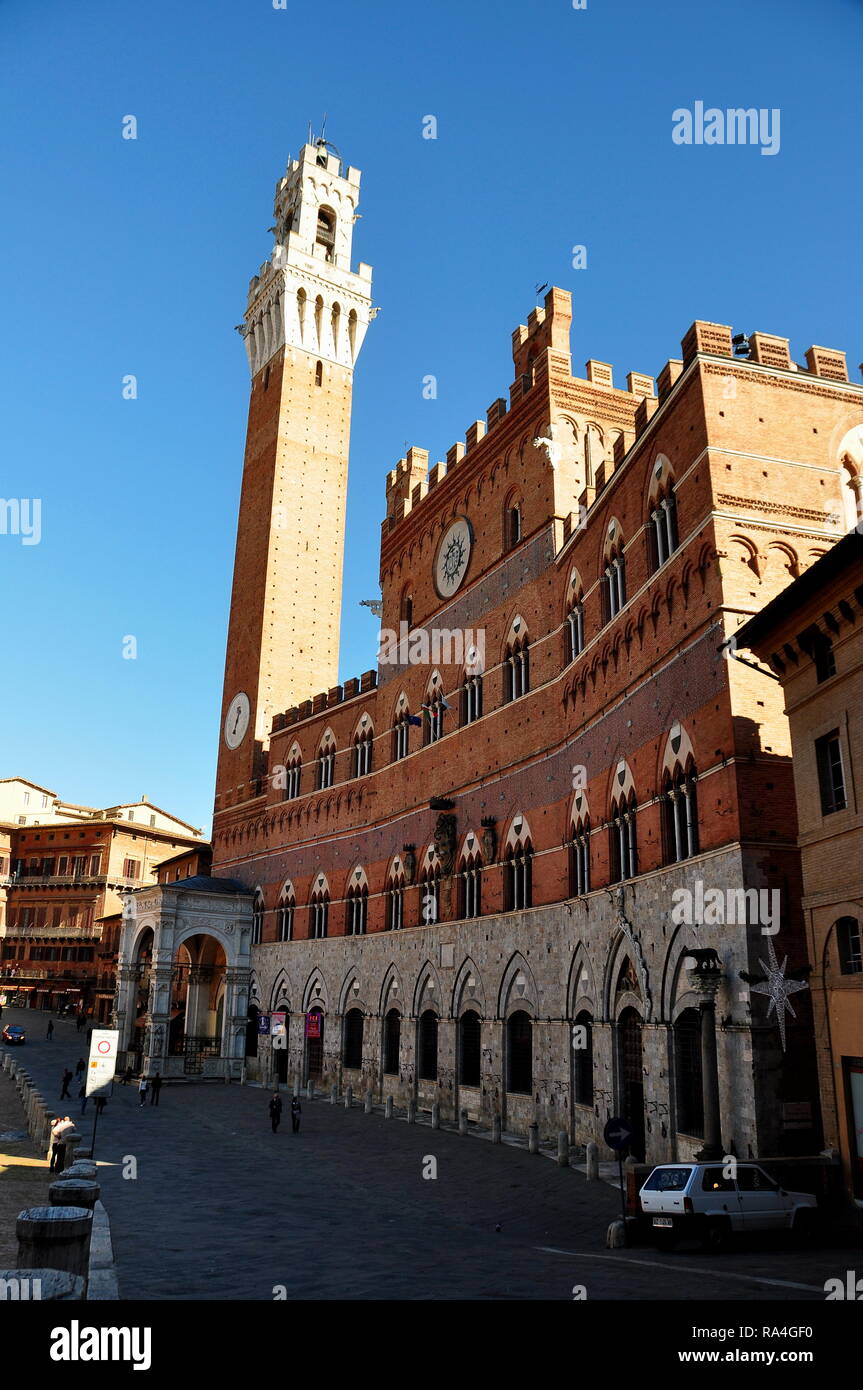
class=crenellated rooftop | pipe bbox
[382,294,858,538]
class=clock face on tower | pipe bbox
[224,691,251,750]
[434,516,473,598]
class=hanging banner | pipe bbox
[304,1012,321,1039]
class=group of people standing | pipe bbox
[269,1092,301,1134]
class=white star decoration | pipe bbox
[748,935,809,1050]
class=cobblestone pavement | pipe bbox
[2,1008,856,1302]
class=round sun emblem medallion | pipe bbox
[434,516,473,598]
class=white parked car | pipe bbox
[638,1162,818,1250]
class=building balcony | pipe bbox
[7,873,141,891]
[1,924,101,940]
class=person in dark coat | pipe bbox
[46,1020,54,1041]
[59,1068,73,1098]
[291,1096,301,1133]
[269,1093,283,1133]
[75,1057,85,1077]
[150,1073,162,1106]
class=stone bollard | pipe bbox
[344,1085,353,1110]
[50,1180,100,1211]
[0,1268,85,1301]
[407,1099,416,1124]
[16,1207,93,1282]
[431,1102,440,1131]
[306,1080,314,1101]
[384,1096,393,1119]
[528,1123,539,1154]
[364,1090,373,1114]
[492,1114,502,1144]
[330,1084,338,1105]
[557,1131,570,1167]
[606,1220,627,1249]
[585,1141,599,1181]
[31,1096,47,1140]
[62,1161,97,1183]
[459,1108,468,1135]
[61,1132,82,1171]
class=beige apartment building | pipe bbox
[738,528,863,1206]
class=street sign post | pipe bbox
[86,1028,118,1160]
[603,1117,633,1233]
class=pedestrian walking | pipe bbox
[269,1092,283,1133]
[291,1095,301,1133]
[59,1068,73,1099]
[150,1072,162,1106]
[78,1083,88,1115]
[75,1014,84,1033]
[94,1095,107,1117]
[138,1076,149,1107]
[46,1020,54,1041]
[75,1056,85,1077]
[122,1065,132,1086]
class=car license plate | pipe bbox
[652,1217,673,1228]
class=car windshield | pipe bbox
[643,1167,691,1191]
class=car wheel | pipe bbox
[701,1218,731,1253]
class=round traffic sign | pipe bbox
[603,1116,633,1151]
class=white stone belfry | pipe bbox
[241,140,374,377]
[114,877,254,1080]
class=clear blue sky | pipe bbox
[1,0,860,834]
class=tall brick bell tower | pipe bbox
[214,138,374,813]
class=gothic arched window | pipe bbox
[310,882,329,939]
[392,710,411,762]
[458,848,483,920]
[353,727,373,778]
[316,737,336,790]
[251,892,264,946]
[649,483,679,571]
[568,817,591,896]
[461,670,483,724]
[663,764,699,863]
[504,837,533,910]
[346,881,368,936]
[610,791,637,881]
[276,883,295,942]
[385,867,405,931]
[504,632,530,702]
[419,859,441,925]
[284,747,302,801]
[602,528,627,622]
